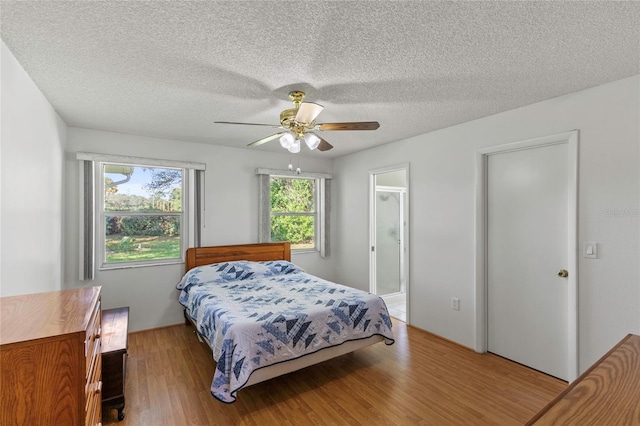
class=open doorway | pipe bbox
[369,164,409,322]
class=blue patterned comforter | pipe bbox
[177,260,394,403]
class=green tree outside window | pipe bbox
[270,177,316,250]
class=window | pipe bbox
[102,164,183,266]
[270,177,317,250]
[77,152,205,276]
[257,168,331,256]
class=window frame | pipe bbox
[256,168,331,257]
[77,152,206,277]
[97,161,187,270]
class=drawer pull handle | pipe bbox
[95,381,102,395]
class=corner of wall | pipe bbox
[1,40,68,296]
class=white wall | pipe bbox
[333,76,640,372]
[64,128,334,331]
[0,41,67,297]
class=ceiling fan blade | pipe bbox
[216,121,282,128]
[317,137,333,152]
[317,121,380,131]
[247,132,286,147]
[294,102,324,124]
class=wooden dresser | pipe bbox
[0,286,102,426]
[101,306,129,421]
[528,333,640,425]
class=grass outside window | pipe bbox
[105,235,181,262]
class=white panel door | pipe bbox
[487,143,569,380]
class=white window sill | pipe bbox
[99,259,184,271]
[292,249,319,255]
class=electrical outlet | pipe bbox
[451,297,460,311]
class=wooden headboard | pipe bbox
[185,242,291,272]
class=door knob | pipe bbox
[558,269,569,278]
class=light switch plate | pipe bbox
[583,242,598,259]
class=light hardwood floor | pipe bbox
[103,319,566,425]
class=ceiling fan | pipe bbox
[215,91,379,152]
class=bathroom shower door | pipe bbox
[375,189,404,296]
[369,165,409,322]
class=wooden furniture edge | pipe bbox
[0,331,85,351]
[101,307,129,353]
[0,286,101,347]
[525,333,634,425]
[101,307,129,421]
[185,242,291,271]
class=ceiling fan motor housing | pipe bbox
[280,108,314,137]
[280,108,297,128]
[281,90,312,132]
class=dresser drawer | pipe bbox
[85,300,101,375]
[86,349,102,409]
[85,379,102,426]
[85,297,102,426]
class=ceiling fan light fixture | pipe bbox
[279,132,295,149]
[288,138,301,153]
[303,133,321,150]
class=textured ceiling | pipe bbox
[1,1,639,158]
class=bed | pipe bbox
[177,242,395,403]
